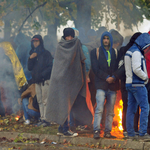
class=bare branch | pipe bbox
[18,1,47,33]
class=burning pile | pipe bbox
[15,115,21,121]
[111,99,124,138]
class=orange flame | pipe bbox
[15,115,20,121]
[111,99,124,138]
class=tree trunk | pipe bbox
[47,23,58,47]
[75,0,92,32]
[4,20,11,41]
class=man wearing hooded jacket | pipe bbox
[28,35,53,127]
[125,33,150,139]
[91,31,119,139]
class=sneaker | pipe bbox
[57,131,63,136]
[24,119,30,125]
[123,131,128,138]
[76,125,86,131]
[63,130,78,137]
[139,133,150,139]
[41,120,51,127]
[35,120,43,127]
[93,130,100,139]
[104,133,116,138]
[135,132,139,136]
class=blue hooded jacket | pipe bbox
[100,31,113,66]
[125,33,150,86]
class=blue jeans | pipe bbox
[22,98,40,120]
[93,89,116,133]
[126,85,149,136]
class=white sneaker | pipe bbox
[24,119,30,125]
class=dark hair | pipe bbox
[110,30,124,45]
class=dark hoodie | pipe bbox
[115,32,142,89]
[91,31,119,91]
[28,35,53,84]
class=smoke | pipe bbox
[0,48,20,115]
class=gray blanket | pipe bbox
[45,37,93,125]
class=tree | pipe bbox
[0,0,150,41]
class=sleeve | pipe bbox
[28,57,37,71]
[132,51,148,81]
[41,52,53,79]
[91,49,109,80]
[21,85,32,100]
[82,45,91,73]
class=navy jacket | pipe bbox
[91,32,119,91]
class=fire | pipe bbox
[111,99,124,138]
[15,115,20,121]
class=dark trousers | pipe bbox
[121,88,128,132]
[121,87,140,132]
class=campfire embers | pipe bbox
[15,115,21,121]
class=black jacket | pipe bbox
[115,32,142,90]
[91,47,119,91]
[28,35,53,84]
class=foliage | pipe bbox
[0,0,150,37]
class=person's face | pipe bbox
[65,36,73,41]
[33,40,40,48]
[103,36,110,47]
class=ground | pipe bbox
[0,115,142,150]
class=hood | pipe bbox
[101,31,113,51]
[135,33,150,51]
[120,32,142,56]
[31,34,44,49]
[14,32,28,46]
[30,35,45,55]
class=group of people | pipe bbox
[1,26,150,140]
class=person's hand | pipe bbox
[30,53,37,59]
[106,77,115,84]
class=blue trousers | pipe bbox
[93,89,116,133]
[126,85,149,136]
[22,98,40,120]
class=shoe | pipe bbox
[57,131,63,136]
[135,132,139,136]
[35,120,43,127]
[139,133,150,139]
[104,133,116,138]
[77,125,86,131]
[41,120,51,127]
[24,119,30,125]
[123,131,128,138]
[63,130,78,137]
[93,130,100,139]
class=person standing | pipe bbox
[91,31,119,139]
[46,28,93,137]
[125,33,150,139]
[28,35,53,127]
